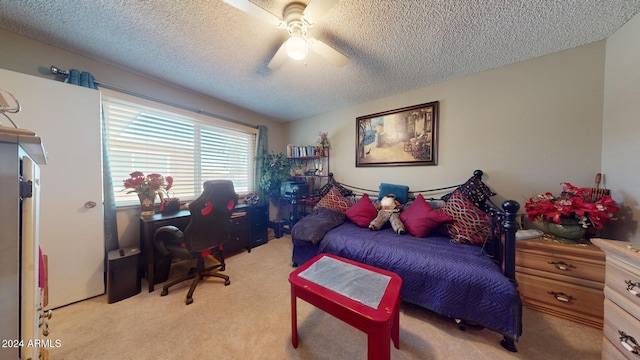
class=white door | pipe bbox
[21,154,41,360]
[1,68,104,309]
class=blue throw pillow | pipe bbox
[378,183,410,204]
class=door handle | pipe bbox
[84,201,97,208]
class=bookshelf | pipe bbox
[276,145,330,234]
[286,145,330,191]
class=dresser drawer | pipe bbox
[606,258,640,318]
[602,337,630,360]
[517,272,604,327]
[249,205,268,220]
[516,251,605,283]
[231,214,250,228]
[604,298,640,359]
[251,217,268,231]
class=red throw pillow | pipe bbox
[438,190,491,245]
[314,186,353,213]
[345,193,378,227]
[400,194,452,237]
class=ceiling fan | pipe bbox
[223,0,349,70]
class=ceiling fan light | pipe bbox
[286,36,307,60]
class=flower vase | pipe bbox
[545,219,586,243]
[138,192,156,216]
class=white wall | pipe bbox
[602,13,640,242]
[0,29,285,248]
[287,42,606,216]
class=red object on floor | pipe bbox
[289,253,402,360]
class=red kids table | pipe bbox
[289,253,402,360]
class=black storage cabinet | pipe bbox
[248,205,269,248]
[107,247,141,303]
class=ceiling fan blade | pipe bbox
[303,0,339,24]
[223,0,282,27]
[268,41,289,70]
[309,38,348,67]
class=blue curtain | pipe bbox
[255,125,268,205]
[67,69,97,89]
[66,69,119,258]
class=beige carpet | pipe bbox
[48,235,602,359]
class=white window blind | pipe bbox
[102,94,257,206]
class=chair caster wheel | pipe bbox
[224,279,231,286]
[185,297,193,305]
[161,289,168,296]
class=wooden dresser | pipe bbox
[591,238,640,359]
[515,237,605,328]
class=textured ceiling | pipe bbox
[1,0,640,122]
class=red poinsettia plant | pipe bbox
[525,182,619,230]
[316,131,331,148]
[122,171,173,200]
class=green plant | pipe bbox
[257,151,291,202]
[317,131,330,148]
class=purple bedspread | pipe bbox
[316,221,521,339]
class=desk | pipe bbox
[140,210,191,292]
[289,253,402,360]
[139,204,268,292]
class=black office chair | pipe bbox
[153,180,237,304]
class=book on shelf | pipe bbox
[286,144,319,158]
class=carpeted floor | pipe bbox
[47,235,602,359]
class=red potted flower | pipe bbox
[123,171,174,215]
[524,182,619,242]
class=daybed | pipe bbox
[290,170,522,351]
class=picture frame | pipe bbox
[356,101,439,167]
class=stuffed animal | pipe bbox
[368,194,406,234]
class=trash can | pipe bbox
[270,221,284,239]
[107,247,141,304]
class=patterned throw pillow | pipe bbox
[439,190,491,245]
[400,194,452,237]
[345,193,378,227]
[442,175,496,208]
[314,186,353,213]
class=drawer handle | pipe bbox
[548,291,574,303]
[548,261,575,271]
[626,280,640,297]
[619,330,640,355]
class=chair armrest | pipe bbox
[153,225,184,257]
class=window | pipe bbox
[102,92,257,206]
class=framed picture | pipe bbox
[356,101,439,167]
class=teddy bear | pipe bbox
[368,194,406,234]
